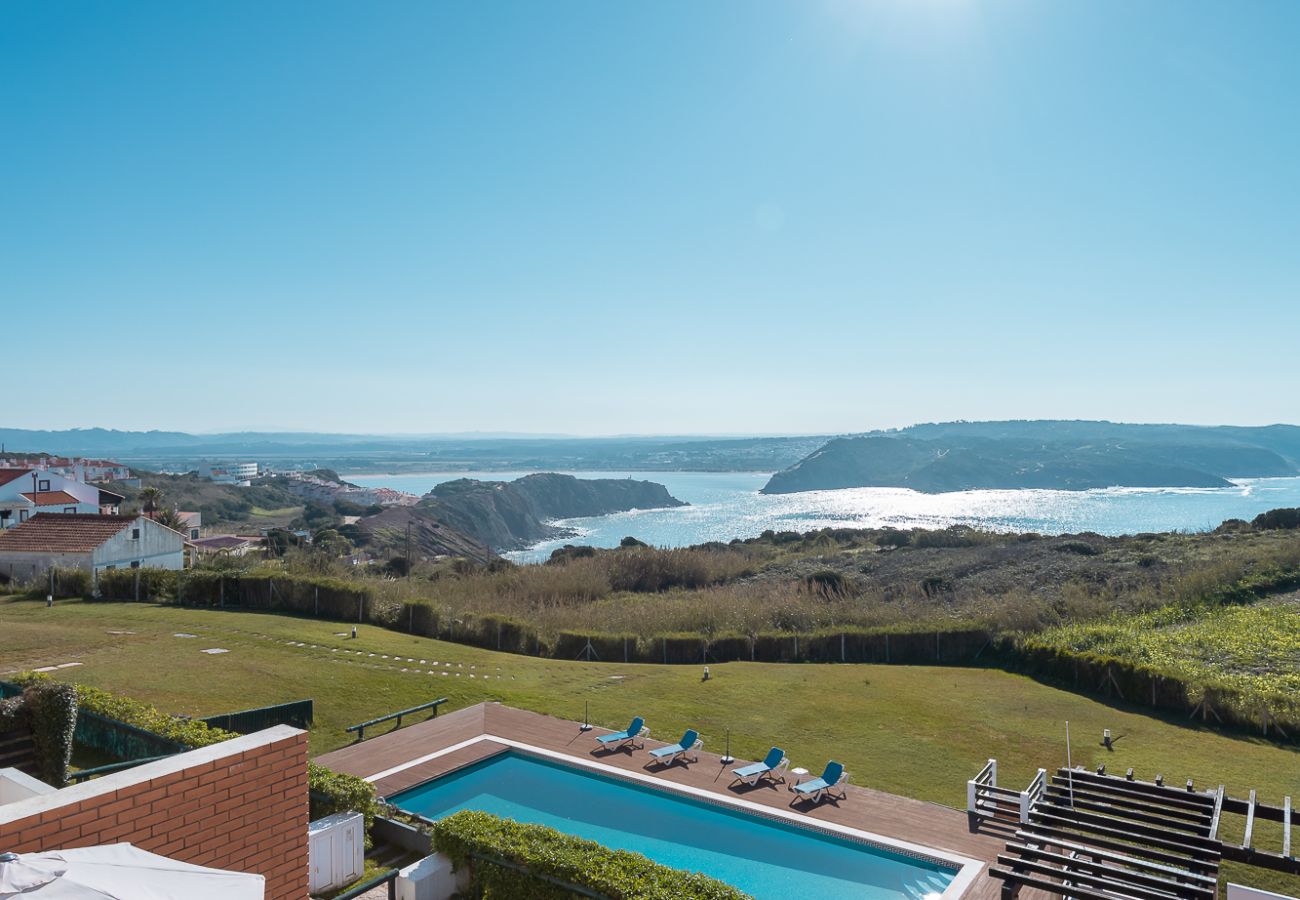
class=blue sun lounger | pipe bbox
[792,761,848,804]
[730,747,788,787]
[595,716,647,751]
[648,729,702,767]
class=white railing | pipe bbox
[968,759,1046,825]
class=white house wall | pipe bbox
[91,518,185,571]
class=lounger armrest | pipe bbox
[690,738,703,759]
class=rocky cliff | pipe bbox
[419,473,686,550]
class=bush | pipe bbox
[804,570,852,598]
[1252,508,1300,531]
[25,682,78,787]
[1054,540,1100,556]
[310,763,378,832]
[432,810,750,900]
[0,681,77,786]
[96,567,179,601]
[15,674,237,750]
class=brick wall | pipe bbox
[0,725,308,900]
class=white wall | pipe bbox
[92,516,185,571]
[0,768,55,806]
[1229,885,1300,900]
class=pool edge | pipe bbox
[370,734,986,900]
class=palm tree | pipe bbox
[139,487,164,516]
[154,507,187,533]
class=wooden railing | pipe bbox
[968,758,1047,825]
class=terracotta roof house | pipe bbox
[0,513,185,585]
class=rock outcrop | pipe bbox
[420,473,685,550]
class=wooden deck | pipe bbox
[317,702,1051,899]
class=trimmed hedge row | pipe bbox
[432,809,751,900]
[91,566,995,667]
[999,641,1300,737]
[13,672,377,826]
[0,681,77,786]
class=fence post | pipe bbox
[315,586,319,617]
[219,576,224,608]
[991,758,997,787]
[793,634,799,661]
[936,631,941,660]
[967,779,978,814]
[359,596,364,623]
[885,633,890,663]
[623,637,628,663]
[841,633,846,662]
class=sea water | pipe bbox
[346,471,1300,563]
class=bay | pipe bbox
[344,471,1300,563]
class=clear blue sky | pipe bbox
[3,1,1297,435]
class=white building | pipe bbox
[0,513,185,584]
[0,468,124,528]
[14,457,133,483]
[198,462,259,486]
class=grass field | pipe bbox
[3,596,1298,893]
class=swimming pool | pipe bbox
[389,750,963,900]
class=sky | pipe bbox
[2,0,1298,435]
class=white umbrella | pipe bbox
[0,843,264,899]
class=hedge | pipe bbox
[0,681,78,786]
[82,567,997,669]
[431,810,751,900]
[310,763,380,833]
[13,672,377,826]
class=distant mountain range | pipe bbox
[0,428,825,473]
[762,421,1300,494]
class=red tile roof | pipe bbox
[21,491,82,506]
[0,514,137,553]
[0,469,32,488]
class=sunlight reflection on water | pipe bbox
[345,471,1300,563]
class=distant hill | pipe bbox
[0,428,824,473]
[762,421,1300,494]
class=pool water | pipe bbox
[389,751,957,900]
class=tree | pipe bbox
[154,508,188,533]
[139,486,164,515]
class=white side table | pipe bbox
[789,767,808,791]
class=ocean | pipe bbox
[344,471,1300,563]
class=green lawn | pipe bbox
[3,597,1298,893]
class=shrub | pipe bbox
[0,682,77,787]
[96,567,179,601]
[1054,540,1100,556]
[1252,508,1300,531]
[311,763,379,832]
[14,673,237,750]
[25,682,78,787]
[432,810,751,900]
[804,570,852,598]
